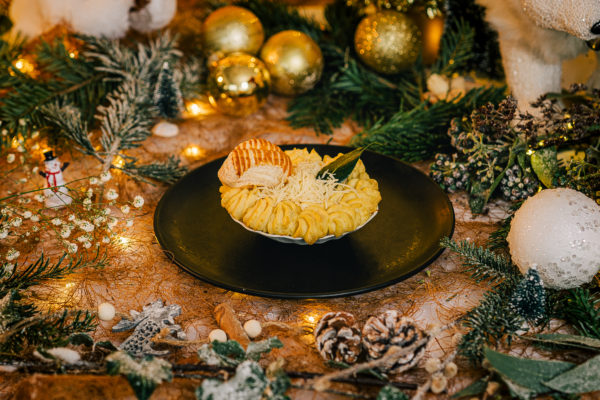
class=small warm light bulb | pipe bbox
[117,236,130,246]
[14,60,24,70]
[183,144,206,160]
[526,149,534,155]
[113,156,125,169]
[307,315,315,323]
[69,51,77,59]
[185,100,216,118]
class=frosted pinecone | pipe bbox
[499,164,539,201]
[314,312,362,364]
[429,154,469,193]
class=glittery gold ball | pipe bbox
[260,30,323,96]
[207,53,271,117]
[354,11,422,74]
[202,6,265,58]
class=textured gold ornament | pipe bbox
[202,6,265,58]
[354,11,422,74]
[207,53,271,117]
[260,30,324,96]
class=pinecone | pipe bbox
[500,164,539,201]
[362,311,429,373]
[314,312,361,364]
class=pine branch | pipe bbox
[40,104,98,158]
[432,18,476,77]
[459,281,522,362]
[555,288,600,339]
[352,85,506,161]
[235,0,323,42]
[441,238,520,286]
[122,156,187,185]
[1,251,106,295]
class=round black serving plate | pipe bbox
[154,144,454,298]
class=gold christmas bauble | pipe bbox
[207,53,271,117]
[354,11,422,74]
[202,6,265,58]
[259,30,323,96]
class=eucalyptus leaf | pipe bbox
[524,333,600,351]
[544,354,600,394]
[95,341,118,351]
[483,347,574,399]
[530,147,557,188]
[451,378,488,398]
[316,144,372,182]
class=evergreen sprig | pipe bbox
[556,288,600,340]
[432,19,475,77]
[441,237,519,286]
[0,252,102,358]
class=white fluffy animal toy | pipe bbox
[9,0,176,39]
[477,0,600,112]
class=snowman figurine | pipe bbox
[39,150,72,208]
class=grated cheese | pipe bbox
[256,160,354,209]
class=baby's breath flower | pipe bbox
[32,166,39,174]
[107,217,118,229]
[105,188,119,201]
[22,211,32,219]
[32,225,39,232]
[3,263,14,275]
[126,219,134,227]
[0,228,8,239]
[102,236,110,244]
[30,214,40,222]
[1,208,11,216]
[103,207,111,216]
[7,153,15,163]
[51,218,62,226]
[11,217,22,227]
[86,188,93,198]
[133,195,144,208]
[66,242,78,254]
[83,198,92,209]
[6,248,20,261]
[120,205,130,215]
[34,193,45,202]
[89,177,99,185]
[18,178,27,184]
[83,241,92,249]
[79,220,94,233]
[93,216,106,226]
[100,171,111,182]
[67,214,75,222]
[17,145,25,153]
[76,235,88,243]
[60,226,71,238]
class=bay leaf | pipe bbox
[544,354,600,394]
[483,347,574,399]
[316,144,372,182]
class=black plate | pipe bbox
[154,145,454,298]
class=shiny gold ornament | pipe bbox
[202,6,265,59]
[260,30,324,96]
[354,11,422,74]
[207,53,271,117]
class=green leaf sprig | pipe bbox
[316,144,374,182]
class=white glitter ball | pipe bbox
[98,302,116,321]
[209,329,228,342]
[243,319,262,339]
[507,188,600,289]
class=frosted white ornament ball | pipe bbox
[243,319,262,339]
[507,188,600,289]
[152,121,179,137]
[98,302,116,321]
[209,329,227,342]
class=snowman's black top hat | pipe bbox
[43,150,56,162]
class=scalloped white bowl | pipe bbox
[229,210,378,245]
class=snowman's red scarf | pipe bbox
[45,170,61,192]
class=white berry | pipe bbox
[507,188,600,289]
[97,302,116,321]
[152,121,179,137]
[243,319,262,339]
[424,357,441,373]
[209,329,227,342]
[444,361,458,378]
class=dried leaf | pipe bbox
[530,147,557,188]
